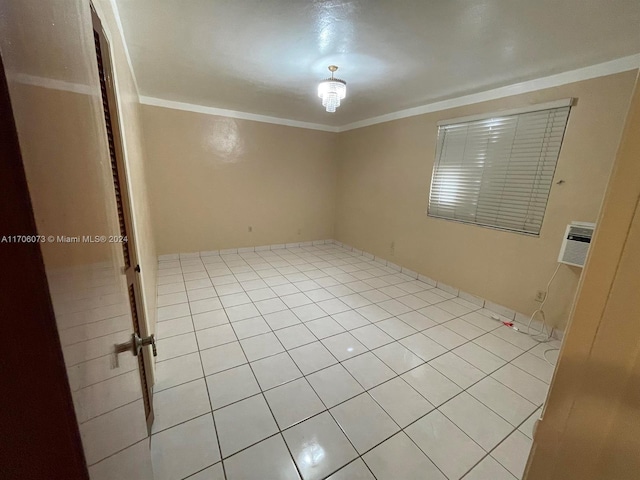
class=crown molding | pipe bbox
[138,54,639,133]
[337,54,640,132]
[139,96,340,132]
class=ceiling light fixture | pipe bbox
[318,65,346,113]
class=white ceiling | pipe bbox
[115,0,640,127]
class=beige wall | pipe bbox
[334,71,638,330]
[526,73,640,479]
[141,105,337,254]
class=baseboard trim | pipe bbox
[157,238,564,341]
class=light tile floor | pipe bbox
[152,244,558,480]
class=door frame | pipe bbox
[0,52,90,479]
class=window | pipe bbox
[428,99,572,235]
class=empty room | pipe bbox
[2,1,640,479]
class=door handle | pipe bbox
[114,333,157,367]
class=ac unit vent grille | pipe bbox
[558,222,595,268]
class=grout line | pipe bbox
[152,245,548,479]
[177,267,228,480]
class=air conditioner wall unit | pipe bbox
[558,222,595,268]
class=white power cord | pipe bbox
[526,263,562,340]
[490,263,563,365]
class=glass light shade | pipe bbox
[318,79,346,113]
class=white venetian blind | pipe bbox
[428,101,571,235]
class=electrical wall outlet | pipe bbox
[535,290,546,302]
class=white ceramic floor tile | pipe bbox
[158,303,191,321]
[251,352,302,390]
[156,332,198,362]
[350,324,394,350]
[460,311,501,331]
[369,377,434,427]
[230,316,270,339]
[491,326,540,350]
[192,309,229,331]
[377,299,412,316]
[397,310,437,331]
[331,393,400,454]
[376,318,417,340]
[326,458,375,480]
[155,352,203,392]
[317,298,351,315]
[491,430,533,479]
[373,342,424,374]
[206,364,261,410]
[305,288,335,302]
[224,435,300,480]
[187,288,217,303]
[342,351,396,390]
[464,455,517,480]
[89,440,154,480]
[406,410,484,480]
[454,342,506,374]
[429,352,485,389]
[443,318,487,340]
[152,379,211,433]
[363,432,446,480]
[468,376,538,426]
[200,341,247,376]
[321,332,367,361]
[158,291,188,307]
[190,297,223,314]
[156,316,194,339]
[283,412,358,480]
[152,246,551,480]
[247,287,277,302]
[340,293,372,309]
[220,292,252,308]
[473,333,524,361]
[240,332,285,361]
[491,364,549,405]
[264,378,325,429]
[422,324,467,350]
[356,304,393,322]
[188,463,225,480]
[263,309,301,330]
[291,303,327,322]
[197,323,237,349]
[440,392,513,451]
[402,363,462,407]
[305,316,346,339]
[418,305,456,323]
[289,341,338,375]
[400,333,448,361]
[226,303,261,322]
[518,408,542,439]
[215,282,244,296]
[214,395,278,458]
[511,352,555,383]
[254,297,288,315]
[158,282,185,295]
[306,364,364,408]
[331,310,370,330]
[281,293,313,308]
[275,324,317,350]
[151,414,220,480]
